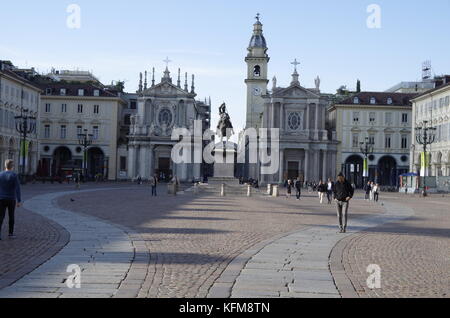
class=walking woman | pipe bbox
[318,180,327,204]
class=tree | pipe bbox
[356,79,361,93]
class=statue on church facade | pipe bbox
[216,103,234,143]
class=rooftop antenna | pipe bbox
[422,60,432,81]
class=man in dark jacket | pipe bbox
[0,160,21,240]
[333,172,354,233]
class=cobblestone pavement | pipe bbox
[0,188,139,298]
[56,187,384,298]
[221,201,413,298]
[331,193,450,298]
[0,184,75,290]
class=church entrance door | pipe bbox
[287,161,300,180]
[157,158,172,182]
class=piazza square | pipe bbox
[0,1,449,306]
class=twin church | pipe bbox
[127,15,337,184]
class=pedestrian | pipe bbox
[364,181,372,201]
[295,177,302,200]
[150,174,158,197]
[333,172,354,234]
[327,178,334,204]
[286,179,292,198]
[369,182,375,201]
[318,180,327,204]
[373,183,380,202]
[0,160,22,240]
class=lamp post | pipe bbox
[15,108,37,185]
[415,120,436,197]
[360,137,374,186]
[78,129,93,182]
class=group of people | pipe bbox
[364,181,380,202]
[285,173,355,233]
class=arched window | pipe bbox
[370,97,376,104]
[387,97,393,105]
[253,65,261,77]
[158,109,173,127]
[353,97,359,104]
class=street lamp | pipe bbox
[15,108,37,185]
[415,120,436,197]
[78,129,93,181]
[360,137,374,186]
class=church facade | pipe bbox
[127,66,211,182]
[243,16,338,184]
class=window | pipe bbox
[158,109,173,126]
[93,90,100,97]
[44,125,50,139]
[369,135,375,146]
[402,113,408,123]
[60,125,67,139]
[352,134,359,148]
[120,157,127,171]
[385,135,391,149]
[77,104,83,113]
[130,100,137,110]
[353,97,359,104]
[369,112,376,123]
[60,88,66,96]
[45,103,51,113]
[45,88,52,95]
[353,112,360,123]
[78,89,84,96]
[93,126,99,140]
[385,113,392,125]
[77,126,83,137]
[93,105,100,114]
[61,104,67,113]
[124,114,131,125]
[253,65,261,77]
[401,135,408,149]
[288,112,302,130]
[445,96,450,107]
[387,97,393,105]
[370,97,376,104]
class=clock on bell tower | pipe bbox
[245,13,270,130]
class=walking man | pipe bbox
[364,181,372,201]
[295,177,302,200]
[150,174,158,197]
[333,172,354,233]
[318,180,327,204]
[0,160,22,240]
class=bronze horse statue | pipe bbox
[216,103,235,143]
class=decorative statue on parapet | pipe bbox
[216,103,235,144]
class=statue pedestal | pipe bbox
[209,142,238,186]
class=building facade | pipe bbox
[37,82,126,180]
[127,67,211,182]
[243,16,337,184]
[411,79,450,177]
[329,92,417,188]
[0,61,40,176]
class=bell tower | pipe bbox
[245,13,270,129]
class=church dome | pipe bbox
[249,34,267,49]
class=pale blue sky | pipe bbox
[1,0,449,130]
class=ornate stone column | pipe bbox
[322,150,328,181]
[304,149,310,182]
[128,144,137,180]
[314,104,320,140]
[278,149,284,183]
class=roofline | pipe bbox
[411,83,450,102]
[0,71,43,92]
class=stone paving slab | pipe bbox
[0,189,139,298]
[211,201,414,298]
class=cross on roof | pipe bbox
[291,58,300,71]
[163,56,172,68]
